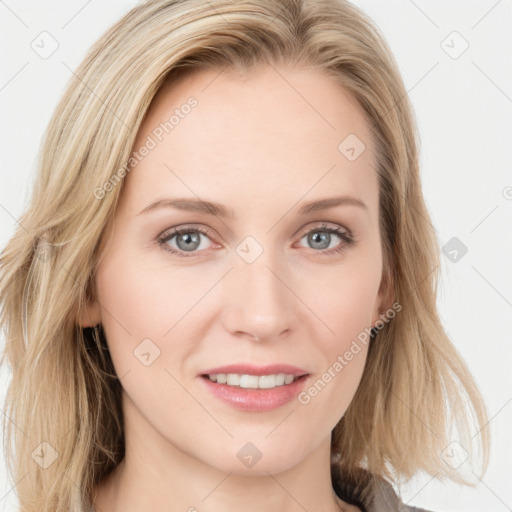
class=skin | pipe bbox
[81,63,390,512]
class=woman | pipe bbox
[0,1,489,511]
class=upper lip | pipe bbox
[200,364,309,377]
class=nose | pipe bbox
[221,248,294,343]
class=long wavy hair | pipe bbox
[0,0,489,510]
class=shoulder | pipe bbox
[331,464,437,512]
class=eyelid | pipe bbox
[158,224,215,240]
[298,221,353,239]
[157,221,355,258]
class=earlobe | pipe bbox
[77,299,102,328]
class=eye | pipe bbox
[296,223,355,256]
[157,225,217,258]
[157,223,355,259]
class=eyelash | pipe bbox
[157,223,355,259]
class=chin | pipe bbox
[198,437,309,476]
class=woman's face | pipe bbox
[85,63,387,475]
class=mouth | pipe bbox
[200,372,309,390]
[198,366,311,412]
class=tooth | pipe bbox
[258,375,277,389]
[275,373,285,386]
[227,374,240,386]
[209,373,299,388]
[284,374,294,385]
[239,374,259,388]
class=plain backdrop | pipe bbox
[0,1,511,511]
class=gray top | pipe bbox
[331,465,434,512]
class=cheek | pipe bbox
[95,250,202,344]
[296,276,375,431]
[94,252,171,375]
[308,251,382,345]
[93,249,218,408]
[297,253,380,406]
[94,254,197,423]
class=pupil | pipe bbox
[310,231,329,250]
[178,232,200,251]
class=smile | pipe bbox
[203,373,300,389]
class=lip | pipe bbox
[199,363,309,377]
[197,364,311,412]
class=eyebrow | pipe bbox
[138,195,367,218]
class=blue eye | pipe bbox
[157,223,355,259]
[297,223,354,256]
[157,226,214,258]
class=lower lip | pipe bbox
[199,375,309,412]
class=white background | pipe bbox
[0,1,511,511]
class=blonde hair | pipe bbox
[0,0,489,510]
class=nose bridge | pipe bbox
[223,238,293,339]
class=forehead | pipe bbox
[120,63,378,218]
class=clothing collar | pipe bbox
[331,464,432,512]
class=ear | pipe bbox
[77,280,102,328]
[371,264,395,327]
[77,300,102,328]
